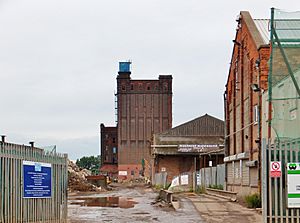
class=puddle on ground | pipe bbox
[70,197,137,208]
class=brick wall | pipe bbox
[156,156,195,183]
[224,11,271,196]
[117,73,172,178]
[100,124,118,165]
[225,12,270,161]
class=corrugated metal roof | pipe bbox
[254,19,270,45]
[157,114,224,137]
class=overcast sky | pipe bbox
[0,0,299,160]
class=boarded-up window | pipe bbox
[250,167,258,186]
[242,160,250,186]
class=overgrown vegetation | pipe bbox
[195,185,206,194]
[208,184,223,190]
[244,193,261,208]
[76,155,101,175]
[153,183,171,190]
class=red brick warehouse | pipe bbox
[116,62,172,180]
[99,124,118,178]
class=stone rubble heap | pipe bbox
[68,160,101,192]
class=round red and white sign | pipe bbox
[271,162,281,171]
[270,161,281,178]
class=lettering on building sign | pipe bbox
[118,171,127,176]
[178,144,219,153]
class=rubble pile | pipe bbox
[68,160,101,192]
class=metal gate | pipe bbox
[262,139,300,222]
[0,141,68,223]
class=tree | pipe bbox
[76,155,101,175]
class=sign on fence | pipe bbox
[196,173,201,185]
[180,174,189,185]
[170,176,179,188]
[270,161,281,178]
[23,161,52,198]
[287,163,300,208]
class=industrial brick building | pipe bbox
[99,124,118,177]
[151,114,224,183]
[224,11,270,196]
[116,62,172,179]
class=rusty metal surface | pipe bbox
[158,114,224,137]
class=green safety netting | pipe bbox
[269,9,300,141]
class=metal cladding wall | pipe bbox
[0,141,68,223]
[116,72,172,178]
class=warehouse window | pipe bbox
[253,105,258,124]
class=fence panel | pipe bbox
[0,141,68,223]
[196,164,225,188]
[211,167,217,186]
[217,164,225,186]
[168,165,225,191]
[154,172,167,187]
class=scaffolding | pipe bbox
[268,8,300,142]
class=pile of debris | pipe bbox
[151,197,174,211]
[68,160,103,192]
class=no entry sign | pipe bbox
[270,161,282,178]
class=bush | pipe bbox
[153,184,163,190]
[153,183,170,190]
[165,183,171,190]
[245,193,261,208]
[195,185,206,194]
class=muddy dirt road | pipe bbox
[68,185,204,223]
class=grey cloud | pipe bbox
[0,0,298,159]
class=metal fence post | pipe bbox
[261,138,267,223]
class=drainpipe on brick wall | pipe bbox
[253,57,262,196]
[257,57,262,196]
[223,91,228,190]
[193,156,197,192]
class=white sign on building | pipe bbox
[118,171,127,176]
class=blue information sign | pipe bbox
[23,161,52,198]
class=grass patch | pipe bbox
[195,185,206,194]
[153,183,171,190]
[245,193,261,208]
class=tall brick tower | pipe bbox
[116,62,172,179]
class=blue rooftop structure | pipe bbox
[119,61,131,73]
